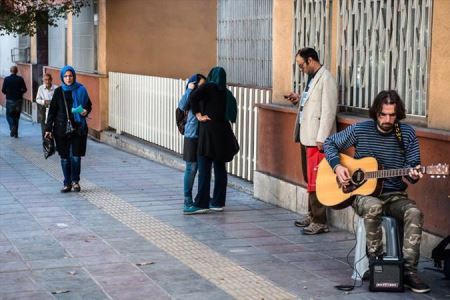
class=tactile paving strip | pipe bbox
[11,146,297,300]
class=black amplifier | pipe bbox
[369,257,404,292]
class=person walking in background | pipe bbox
[36,73,58,137]
[285,48,338,235]
[44,66,92,193]
[184,66,239,215]
[178,73,206,210]
[1,65,27,138]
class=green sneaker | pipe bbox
[183,206,209,215]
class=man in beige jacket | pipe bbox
[286,48,338,235]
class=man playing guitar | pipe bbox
[323,90,430,293]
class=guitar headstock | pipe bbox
[426,163,449,178]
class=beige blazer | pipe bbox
[293,67,338,146]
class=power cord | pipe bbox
[335,211,366,291]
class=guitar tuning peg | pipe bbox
[437,175,441,179]
[443,176,446,178]
[431,175,435,178]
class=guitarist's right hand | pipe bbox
[335,165,351,186]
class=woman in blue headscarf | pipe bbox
[177,73,206,210]
[44,66,92,193]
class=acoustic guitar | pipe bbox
[316,153,449,207]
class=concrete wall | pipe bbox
[272,0,293,104]
[428,0,450,130]
[105,0,217,80]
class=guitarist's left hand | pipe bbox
[408,165,423,181]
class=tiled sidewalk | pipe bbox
[0,113,448,299]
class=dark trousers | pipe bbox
[5,99,20,135]
[61,156,81,186]
[301,145,327,224]
[194,155,227,209]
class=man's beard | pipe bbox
[378,121,394,132]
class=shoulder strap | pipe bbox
[61,90,72,125]
[394,122,405,157]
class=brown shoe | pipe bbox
[302,223,329,235]
[294,215,311,227]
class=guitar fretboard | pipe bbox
[365,167,427,179]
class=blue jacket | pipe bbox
[177,75,199,138]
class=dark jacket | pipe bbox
[45,87,92,137]
[190,72,238,162]
[1,74,27,100]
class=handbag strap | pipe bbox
[61,90,72,125]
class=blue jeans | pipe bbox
[61,156,81,186]
[183,161,198,207]
[194,155,227,209]
[5,100,20,134]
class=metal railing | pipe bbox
[109,72,271,181]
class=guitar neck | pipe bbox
[365,166,427,179]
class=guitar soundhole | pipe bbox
[352,169,365,184]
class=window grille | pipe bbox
[218,0,273,88]
[293,0,333,93]
[337,0,433,117]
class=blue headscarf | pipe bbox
[186,73,206,89]
[60,65,89,126]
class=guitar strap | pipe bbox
[394,122,405,158]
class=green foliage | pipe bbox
[0,0,89,36]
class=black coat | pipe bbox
[190,82,238,162]
[1,74,27,100]
[45,87,92,157]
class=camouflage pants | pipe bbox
[353,192,424,272]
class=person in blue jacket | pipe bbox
[178,73,206,209]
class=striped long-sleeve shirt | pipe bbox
[324,120,421,193]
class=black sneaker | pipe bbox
[404,272,431,293]
[60,185,72,193]
[72,183,81,192]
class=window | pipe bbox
[48,17,66,68]
[293,0,333,93]
[337,0,432,117]
[72,0,98,73]
[217,0,273,88]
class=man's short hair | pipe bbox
[10,66,18,74]
[44,73,52,80]
[369,90,406,121]
[296,48,320,63]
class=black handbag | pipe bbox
[43,136,56,159]
[62,91,77,135]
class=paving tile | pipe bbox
[0,291,54,300]
[0,115,444,300]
